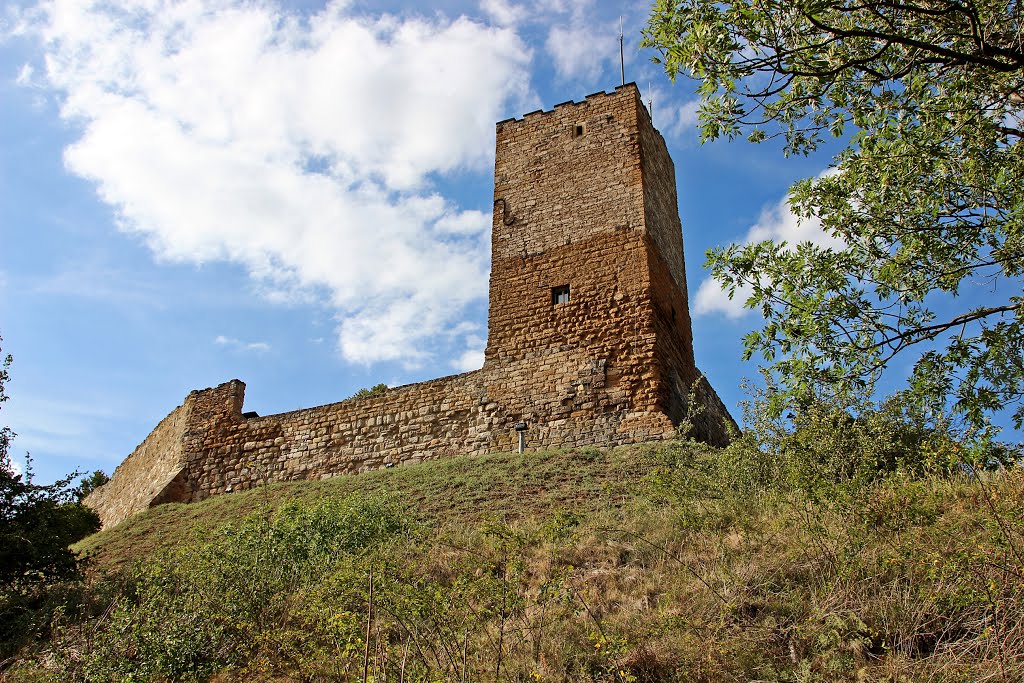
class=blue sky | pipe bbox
[2,0,1014,484]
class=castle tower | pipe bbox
[483,83,733,446]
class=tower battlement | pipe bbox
[495,84,642,125]
[86,84,736,529]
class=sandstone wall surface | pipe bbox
[83,399,191,528]
[636,96,689,302]
[180,374,491,500]
[490,89,644,264]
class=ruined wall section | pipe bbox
[83,398,192,528]
[88,353,676,530]
[178,373,500,500]
[181,346,670,505]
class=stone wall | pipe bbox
[86,84,737,529]
[180,373,493,500]
[82,398,191,529]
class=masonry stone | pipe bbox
[86,84,737,529]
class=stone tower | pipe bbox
[482,83,732,446]
[85,84,734,529]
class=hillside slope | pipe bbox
[6,442,1024,682]
[74,446,646,572]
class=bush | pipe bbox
[71,494,409,682]
[0,457,101,587]
[0,340,101,660]
[74,471,109,501]
[650,380,1021,531]
[349,383,389,400]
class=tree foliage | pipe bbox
[74,470,110,502]
[643,0,1024,430]
[0,457,100,586]
[349,383,389,400]
[0,339,100,587]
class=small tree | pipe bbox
[75,469,110,502]
[0,338,100,586]
[350,383,389,400]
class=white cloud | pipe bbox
[634,85,696,137]
[9,458,23,477]
[694,277,753,320]
[673,99,701,135]
[743,194,842,249]
[480,0,527,26]
[544,2,618,81]
[214,335,271,353]
[433,210,490,236]
[450,332,485,372]
[15,62,33,85]
[24,0,534,366]
[451,348,485,372]
[533,0,573,14]
[694,174,843,318]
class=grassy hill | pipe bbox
[5,438,1024,682]
[73,446,646,572]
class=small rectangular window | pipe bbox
[552,285,570,305]
[573,122,585,137]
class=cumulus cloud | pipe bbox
[693,276,753,320]
[632,85,696,137]
[449,332,485,372]
[694,175,843,318]
[24,0,534,366]
[451,348,485,372]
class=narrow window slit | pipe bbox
[552,285,570,305]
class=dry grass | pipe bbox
[10,445,1024,682]
[74,446,643,572]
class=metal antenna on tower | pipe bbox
[619,16,625,86]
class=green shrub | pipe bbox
[66,494,409,682]
[655,379,1020,520]
[349,383,389,400]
